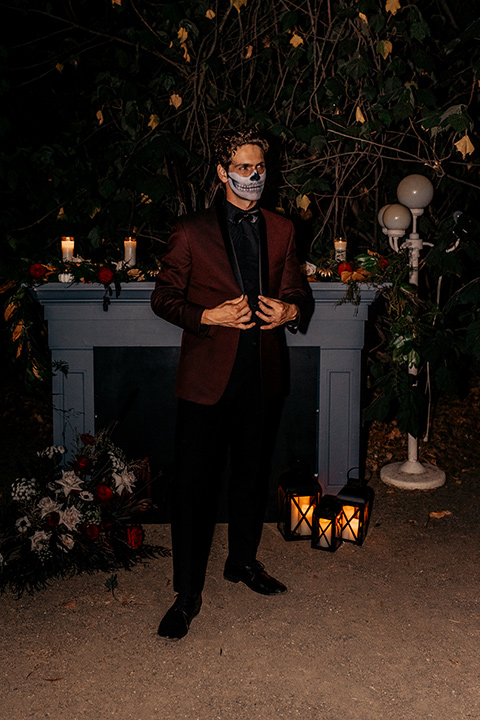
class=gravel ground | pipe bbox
[1,470,479,720]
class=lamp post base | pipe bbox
[380,461,446,490]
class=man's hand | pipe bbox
[201,295,255,329]
[256,296,298,330]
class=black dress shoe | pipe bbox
[223,559,287,595]
[157,594,202,639]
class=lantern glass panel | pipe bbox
[337,482,374,546]
[311,496,343,552]
[278,482,320,541]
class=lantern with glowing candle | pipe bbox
[336,468,374,546]
[277,469,321,541]
[311,495,343,552]
[124,237,137,266]
[61,237,75,261]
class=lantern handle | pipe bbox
[346,467,372,486]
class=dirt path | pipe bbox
[1,471,480,720]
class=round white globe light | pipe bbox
[377,204,392,228]
[397,174,434,209]
[383,203,412,231]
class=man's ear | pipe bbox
[217,163,228,184]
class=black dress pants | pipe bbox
[171,345,271,597]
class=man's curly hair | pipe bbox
[213,128,269,169]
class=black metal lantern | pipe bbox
[336,468,374,546]
[311,495,343,552]
[277,469,321,541]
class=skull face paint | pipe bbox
[227,168,266,202]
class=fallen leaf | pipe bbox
[290,32,304,48]
[429,510,452,519]
[96,110,104,125]
[206,9,215,19]
[177,27,188,43]
[356,106,366,123]
[385,0,401,14]
[245,45,253,59]
[454,134,475,159]
[169,93,182,110]
[62,598,76,608]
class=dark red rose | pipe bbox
[83,523,100,540]
[44,512,60,529]
[29,263,47,279]
[126,525,144,550]
[80,433,95,446]
[94,484,114,503]
[378,257,388,270]
[74,456,93,474]
[338,262,353,274]
[97,267,115,285]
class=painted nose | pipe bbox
[250,170,260,181]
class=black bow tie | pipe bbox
[233,209,260,225]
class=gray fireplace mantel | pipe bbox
[35,282,378,494]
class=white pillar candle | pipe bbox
[61,237,75,261]
[318,517,332,548]
[124,238,137,266]
[290,498,314,536]
[334,238,347,262]
[341,505,359,542]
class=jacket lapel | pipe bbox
[258,210,269,297]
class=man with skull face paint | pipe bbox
[151,129,307,640]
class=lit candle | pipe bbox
[124,238,137,266]
[334,237,347,262]
[61,237,75,261]
[318,517,332,548]
[291,498,314,536]
[341,505,359,542]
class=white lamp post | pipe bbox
[378,174,446,490]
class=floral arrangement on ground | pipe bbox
[0,430,169,596]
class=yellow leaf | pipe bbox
[296,194,311,211]
[205,9,215,19]
[358,12,368,23]
[57,207,65,219]
[356,106,366,123]
[169,93,183,110]
[181,42,191,63]
[290,32,304,48]
[454,134,475,159]
[32,363,43,380]
[0,280,16,295]
[96,110,104,125]
[230,0,247,11]
[16,342,23,359]
[112,0,121,5]
[385,0,401,14]
[148,114,160,130]
[429,510,452,519]
[12,321,24,342]
[4,301,17,322]
[178,27,188,43]
[56,63,64,73]
[245,45,253,59]
[89,206,101,219]
[378,40,393,59]
[262,36,271,48]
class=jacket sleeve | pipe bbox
[150,220,208,337]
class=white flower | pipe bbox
[58,506,83,532]
[37,445,66,459]
[59,534,75,551]
[11,478,37,502]
[30,530,50,552]
[303,261,317,277]
[37,497,62,518]
[113,470,136,495]
[15,516,31,534]
[56,470,84,497]
[109,452,125,473]
[79,491,94,502]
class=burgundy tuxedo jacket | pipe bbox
[151,199,308,405]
